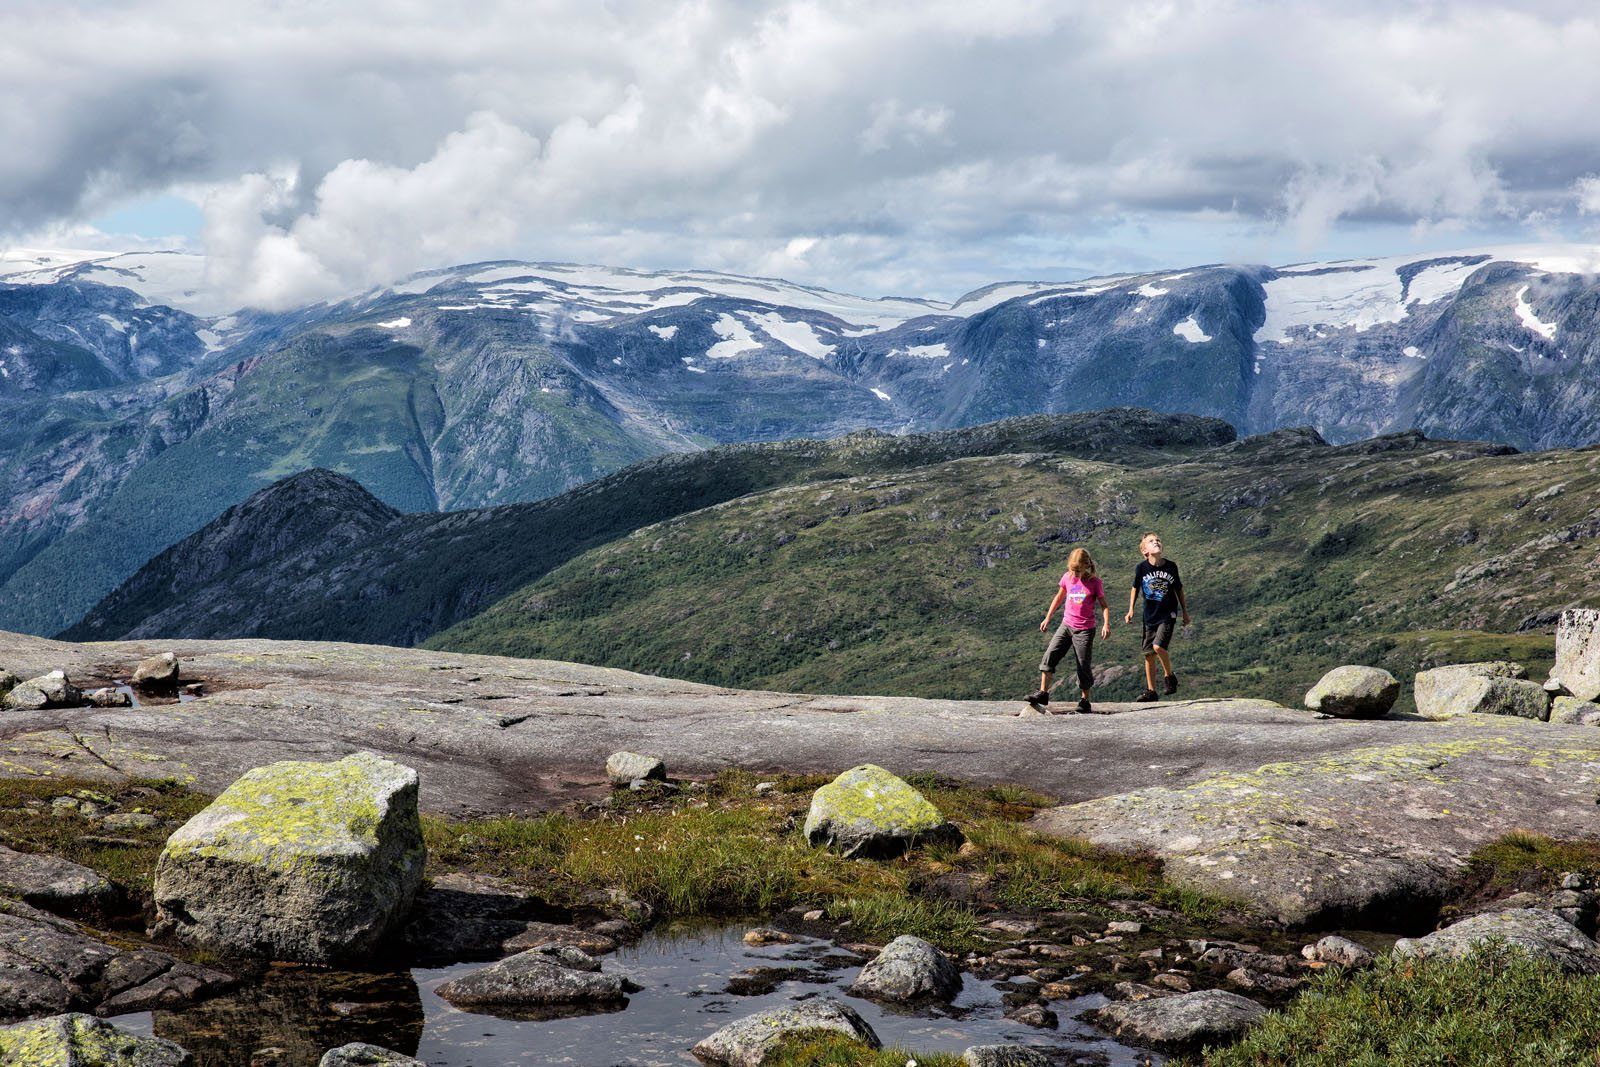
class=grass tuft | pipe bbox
[767,1031,963,1067]
[1197,944,1600,1066]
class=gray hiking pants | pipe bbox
[1039,624,1095,691]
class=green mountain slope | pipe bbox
[65,409,1233,646]
[429,429,1593,707]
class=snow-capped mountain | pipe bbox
[3,242,1599,637]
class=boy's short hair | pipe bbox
[1139,531,1161,549]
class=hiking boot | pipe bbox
[1163,673,1179,695]
[1076,698,1092,714]
[1026,689,1050,708]
[1135,689,1159,703]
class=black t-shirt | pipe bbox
[1132,559,1182,625]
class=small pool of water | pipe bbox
[113,925,1160,1065]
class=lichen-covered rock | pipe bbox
[961,1046,1052,1067]
[1093,988,1265,1052]
[1304,934,1374,968]
[1303,666,1399,719]
[1554,609,1600,702]
[0,845,114,916]
[0,1012,190,1066]
[131,654,180,693]
[2,671,82,710]
[692,1000,880,1066]
[152,751,425,964]
[1393,908,1600,973]
[1413,664,1548,721]
[605,751,665,786]
[848,934,962,1002]
[803,764,961,858]
[1549,695,1600,726]
[319,1043,426,1067]
[434,948,627,1012]
[84,688,132,708]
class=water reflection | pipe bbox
[150,967,423,1066]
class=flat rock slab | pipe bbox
[1094,988,1265,1052]
[0,844,114,915]
[1032,727,1600,925]
[4,631,1600,929]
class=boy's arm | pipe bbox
[1041,588,1066,631]
[1177,583,1191,625]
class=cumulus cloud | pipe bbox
[5,1,1600,304]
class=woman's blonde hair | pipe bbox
[1067,547,1096,578]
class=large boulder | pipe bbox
[1303,666,1399,719]
[319,1044,426,1067]
[434,947,628,1012]
[0,1012,190,1066]
[848,934,962,1002]
[605,751,665,786]
[2,671,81,710]
[131,654,180,693]
[0,845,115,916]
[1093,988,1265,1052]
[1413,664,1548,721]
[152,752,425,964]
[1554,609,1600,702]
[803,764,961,858]
[1393,908,1600,973]
[692,1000,880,1066]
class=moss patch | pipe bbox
[767,1031,964,1067]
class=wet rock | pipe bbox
[1004,1003,1057,1029]
[434,948,628,1013]
[1549,696,1600,726]
[501,922,618,958]
[1304,666,1399,719]
[153,751,426,964]
[1413,663,1547,721]
[319,1045,425,1067]
[961,1046,1052,1067]
[2,670,82,710]
[1393,909,1600,973]
[1554,609,1600,702]
[1094,988,1266,1052]
[85,688,133,709]
[0,844,115,916]
[0,896,230,1022]
[401,874,563,962]
[742,928,798,947]
[606,752,665,786]
[0,1012,190,1066]
[1303,935,1375,968]
[691,1000,880,1066]
[802,764,961,859]
[132,653,180,693]
[848,935,962,1003]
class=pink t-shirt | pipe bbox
[1060,573,1104,629]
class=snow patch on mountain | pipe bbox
[648,324,678,341]
[1172,315,1210,343]
[706,313,762,358]
[891,343,951,359]
[871,387,892,401]
[1514,286,1558,340]
[746,312,834,359]
[376,316,412,329]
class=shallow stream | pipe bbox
[112,924,1160,1066]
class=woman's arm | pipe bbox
[1040,588,1066,631]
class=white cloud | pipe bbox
[5,1,1600,305]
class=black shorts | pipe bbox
[1142,617,1176,653]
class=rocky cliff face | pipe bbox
[5,245,1600,635]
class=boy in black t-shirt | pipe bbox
[1124,531,1190,702]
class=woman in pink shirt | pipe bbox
[1027,548,1110,714]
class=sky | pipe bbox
[5,0,1600,308]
